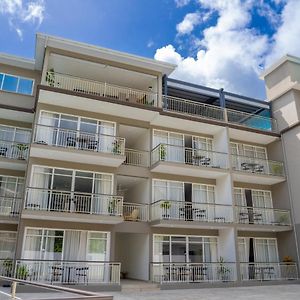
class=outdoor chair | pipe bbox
[0,147,7,157]
[66,137,77,147]
[76,267,89,284]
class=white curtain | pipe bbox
[168,133,184,162]
[93,174,113,214]
[238,238,249,262]
[252,190,273,224]
[30,166,51,208]
[0,231,17,259]
[254,239,278,263]
[203,238,218,262]
[36,112,57,145]
[99,122,115,153]
[22,229,43,259]
[63,230,87,260]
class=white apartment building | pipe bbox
[0,34,298,291]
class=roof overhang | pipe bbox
[260,54,300,79]
[35,33,176,75]
[0,52,35,70]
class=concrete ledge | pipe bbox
[159,280,300,290]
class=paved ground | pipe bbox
[110,284,300,300]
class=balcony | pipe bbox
[151,144,229,178]
[162,95,225,121]
[150,200,233,228]
[123,202,149,222]
[10,259,120,285]
[31,124,126,167]
[124,148,149,167]
[231,155,285,184]
[22,188,124,224]
[0,196,21,221]
[151,262,237,284]
[235,206,292,231]
[227,109,277,132]
[240,262,298,281]
[0,140,29,170]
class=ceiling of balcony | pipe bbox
[48,54,158,92]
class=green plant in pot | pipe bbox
[217,256,231,281]
[16,264,29,280]
[160,201,171,219]
[3,258,13,277]
[46,68,55,87]
[278,214,289,225]
[159,144,166,161]
[108,197,119,215]
[15,143,28,160]
[112,140,122,155]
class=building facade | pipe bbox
[0,34,298,289]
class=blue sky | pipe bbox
[0,0,300,99]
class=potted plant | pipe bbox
[3,258,13,277]
[217,256,231,282]
[271,164,283,176]
[16,264,29,280]
[108,197,119,215]
[46,68,55,87]
[15,143,29,160]
[283,256,293,265]
[112,140,122,155]
[160,201,171,219]
[159,144,166,160]
[279,214,289,225]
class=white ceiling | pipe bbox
[49,54,158,91]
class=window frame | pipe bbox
[0,72,34,96]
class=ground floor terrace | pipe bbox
[0,226,297,289]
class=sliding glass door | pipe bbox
[153,235,218,263]
[22,228,109,261]
[36,111,115,151]
[29,166,113,213]
[153,130,184,162]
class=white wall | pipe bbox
[215,175,233,205]
[218,228,237,262]
[125,179,150,204]
[115,233,149,281]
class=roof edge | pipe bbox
[35,33,176,75]
[0,52,35,70]
[260,54,300,79]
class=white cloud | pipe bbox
[155,0,300,99]
[176,12,201,35]
[266,0,300,66]
[175,0,191,8]
[147,39,154,48]
[0,0,45,39]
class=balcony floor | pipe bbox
[150,219,233,229]
[151,161,229,178]
[22,209,124,224]
[232,171,286,185]
[30,143,126,167]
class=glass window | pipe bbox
[0,231,17,259]
[2,75,18,93]
[17,78,33,95]
[0,74,3,87]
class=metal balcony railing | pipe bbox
[9,259,121,285]
[151,262,237,283]
[235,206,291,226]
[25,188,123,217]
[240,262,298,281]
[34,124,125,156]
[151,144,229,169]
[0,140,29,160]
[124,148,149,167]
[162,95,225,121]
[123,202,149,222]
[231,154,285,177]
[0,196,21,217]
[226,108,277,132]
[45,72,158,106]
[151,200,233,223]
